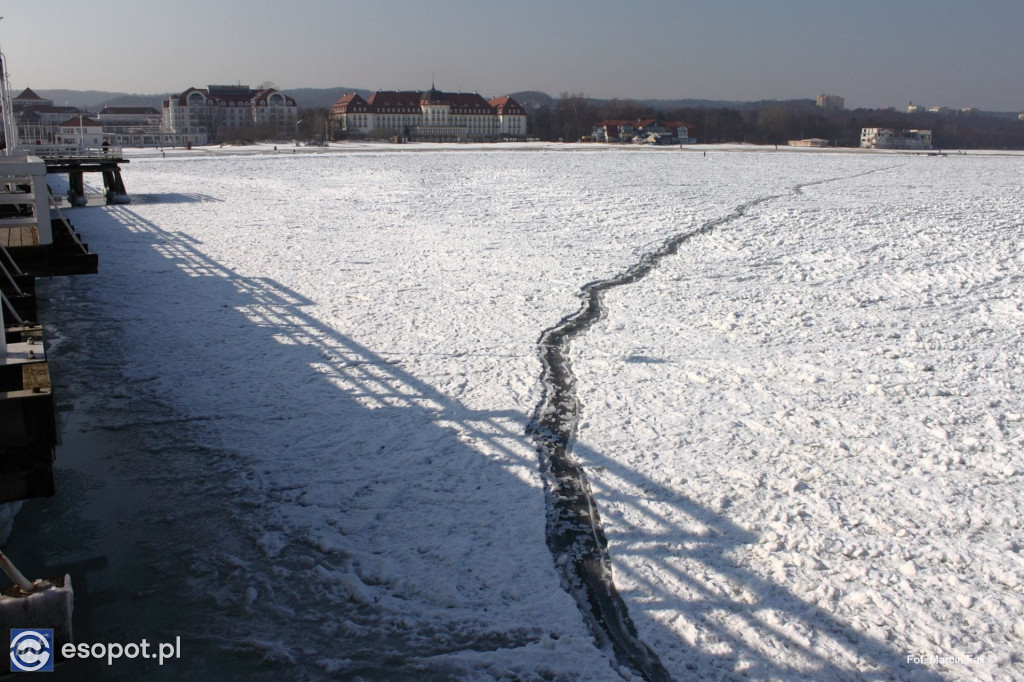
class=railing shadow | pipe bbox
[568,438,943,681]
[130,193,224,204]
[11,195,943,681]
[11,202,602,681]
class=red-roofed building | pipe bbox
[97,106,181,147]
[97,106,161,128]
[329,86,527,142]
[11,88,85,144]
[593,118,696,144]
[592,119,636,142]
[488,96,527,139]
[163,85,299,143]
[10,88,213,149]
[57,116,105,146]
[12,87,51,107]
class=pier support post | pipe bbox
[102,168,129,205]
[67,172,86,207]
[0,572,74,655]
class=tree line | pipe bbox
[287,94,1023,150]
[526,93,1024,150]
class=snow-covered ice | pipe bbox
[29,143,1024,680]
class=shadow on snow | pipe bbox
[7,195,938,682]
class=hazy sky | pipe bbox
[1,0,1021,110]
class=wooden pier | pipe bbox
[1,215,99,277]
[0,50,80,644]
[0,324,56,502]
[1,155,99,505]
[30,145,130,206]
[0,155,98,277]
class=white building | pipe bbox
[96,106,199,147]
[592,119,694,144]
[816,94,845,110]
[162,85,299,143]
[860,128,933,150]
[56,115,105,147]
[329,87,527,142]
[97,106,161,131]
[488,96,529,140]
[788,138,830,147]
[11,87,83,145]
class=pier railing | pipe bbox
[17,144,125,161]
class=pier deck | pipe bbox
[0,225,38,248]
[28,145,130,205]
[1,327,56,503]
[2,155,99,505]
[1,219,97,276]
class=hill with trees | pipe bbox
[519,93,1024,149]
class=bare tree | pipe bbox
[599,98,651,121]
[555,92,598,142]
[297,108,329,141]
[757,106,795,143]
[195,102,223,142]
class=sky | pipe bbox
[1,0,1021,111]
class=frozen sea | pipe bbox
[9,143,1023,681]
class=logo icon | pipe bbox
[10,629,54,672]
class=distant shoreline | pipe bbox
[122,141,1024,160]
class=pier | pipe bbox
[0,321,55,502]
[0,155,98,276]
[1,154,99,505]
[0,48,92,650]
[30,145,130,206]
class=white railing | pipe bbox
[0,156,52,243]
[47,187,87,250]
[16,144,124,160]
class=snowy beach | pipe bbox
[18,143,1023,680]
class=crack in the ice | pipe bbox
[527,169,896,682]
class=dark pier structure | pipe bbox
[0,54,89,642]
[37,146,130,206]
[2,154,99,504]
